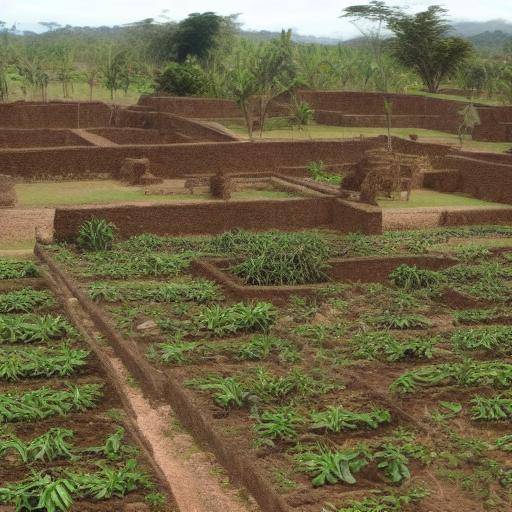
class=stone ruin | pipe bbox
[0,174,16,207]
[118,158,163,186]
[342,148,430,206]
[209,169,232,200]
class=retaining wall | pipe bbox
[0,101,112,128]
[87,128,187,145]
[0,128,93,148]
[444,155,512,204]
[137,96,242,118]
[0,137,386,180]
[298,90,512,142]
[117,109,238,142]
[52,196,383,241]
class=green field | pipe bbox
[223,121,512,154]
[6,81,143,106]
[15,180,296,207]
[379,189,510,209]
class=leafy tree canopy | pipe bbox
[388,6,473,93]
[172,12,223,63]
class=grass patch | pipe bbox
[379,190,509,209]
[16,180,297,207]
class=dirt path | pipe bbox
[108,358,259,512]
[70,128,119,147]
[383,205,512,231]
[0,208,55,247]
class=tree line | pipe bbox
[1,4,512,108]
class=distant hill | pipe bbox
[451,19,512,37]
[241,29,342,45]
[468,30,512,52]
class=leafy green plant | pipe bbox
[453,308,504,325]
[307,161,343,185]
[247,367,333,404]
[374,443,410,483]
[0,314,74,344]
[325,487,428,512]
[197,302,276,335]
[232,237,330,286]
[0,345,89,381]
[156,341,198,365]
[252,407,304,445]
[0,383,102,423]
[368,311,432,330]
[82,252,191,279]
[471,395,512,421]
[452,326,512,354]
[391,360,512,393]
[89,279,219,304]
[0,472,75,512]
[0,289,54,313]
[145,491,167,511]
[390,264,443,290]
[77,218,117,251]
[0,260,39,280]
[71,458,151,500]
[236,334,298,362]
[431,401,462,422]
[495,434,512,452]
[0,428,75,464]
[0,460,151,511]
[189,375,249,408]
[296,444,369,486]
[83,427,130,460]
[310,406,391,433]
[352,331,439,361]
[455,244,491,262]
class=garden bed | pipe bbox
[191,255,458,301]
[35,226,512,512]
[0,257,176,512]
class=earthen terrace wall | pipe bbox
[444,154,512,204]
[0,101,112,128]
[0,128,93,148]
[117,109,239,142]
[87,128,187,145]
[53,196,382,241]
[137,96,242,118]
[0,137,387,180]
[297,90,512,142]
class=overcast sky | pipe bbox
[2,0,511,38]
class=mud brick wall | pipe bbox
[297,90,512,142]
[331,199,382,234]
[53,198,334,240]
[87,128,187,145]
[117,109,238,142]
[442,208,512,226]
[314,111,460,133]
[472,106,512,142]
[423,170,461,192]
[297,91,462,116]
[138,96,242,118]
[0,129,92,148]
[0,101,112,128]
[444,155,512,204]
[53,196,384,240]
[0,138,385,180]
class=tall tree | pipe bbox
[341,1,403,91]
[254,30,297,135]
[172,12,223,63]
[388,6,472,93]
